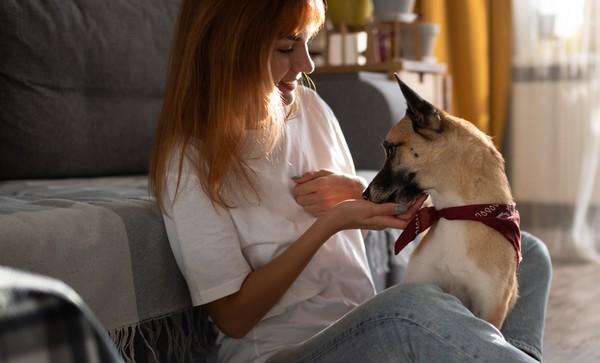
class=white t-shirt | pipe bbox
[162,88,376,363]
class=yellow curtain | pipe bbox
[416,0,512,149]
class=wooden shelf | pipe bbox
[313,19,452,112]
[314,59,447,76]
[316,17,445,77]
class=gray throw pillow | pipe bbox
[0,0,178,180]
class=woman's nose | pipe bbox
[293,44,315,74]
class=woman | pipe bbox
[149,1,552,362]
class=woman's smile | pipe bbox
[277,80,297,93]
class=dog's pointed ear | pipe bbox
[394,73,443,133]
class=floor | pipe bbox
[543,262,600,363]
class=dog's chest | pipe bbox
[408,221,487,304]
[422,220,470,265]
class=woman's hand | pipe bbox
[291,169,365,217]
[321,194,428,234]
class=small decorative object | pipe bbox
[327,31,369,65]
[401,22,440,62]
[327,0,373,27]
[373,0,417,22]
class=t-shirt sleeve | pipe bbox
[162,169,252,306]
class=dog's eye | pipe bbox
[385,144,396,158]
[387,146,395,157]
[382,141,403,159]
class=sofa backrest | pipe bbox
[0,0,179,180]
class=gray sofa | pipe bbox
[0,1,409,362]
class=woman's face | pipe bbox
[270,30,315,105]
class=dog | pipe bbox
[363,74,521,329]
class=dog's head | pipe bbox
[363,73,504,208]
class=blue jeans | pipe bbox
[268,232,552,362]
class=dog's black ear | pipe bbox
[393,73,442,133]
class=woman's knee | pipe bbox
[362,285,510,359]
[520,231,553,280]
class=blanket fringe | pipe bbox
[108,306,216,363]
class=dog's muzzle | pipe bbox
[363,182,400,203]
[363,169,423,205]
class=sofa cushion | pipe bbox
[0,0,178,180]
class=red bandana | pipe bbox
[395,204,523,265]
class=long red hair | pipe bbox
[149,0,325,211]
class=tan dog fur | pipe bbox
[364,75,518,329]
